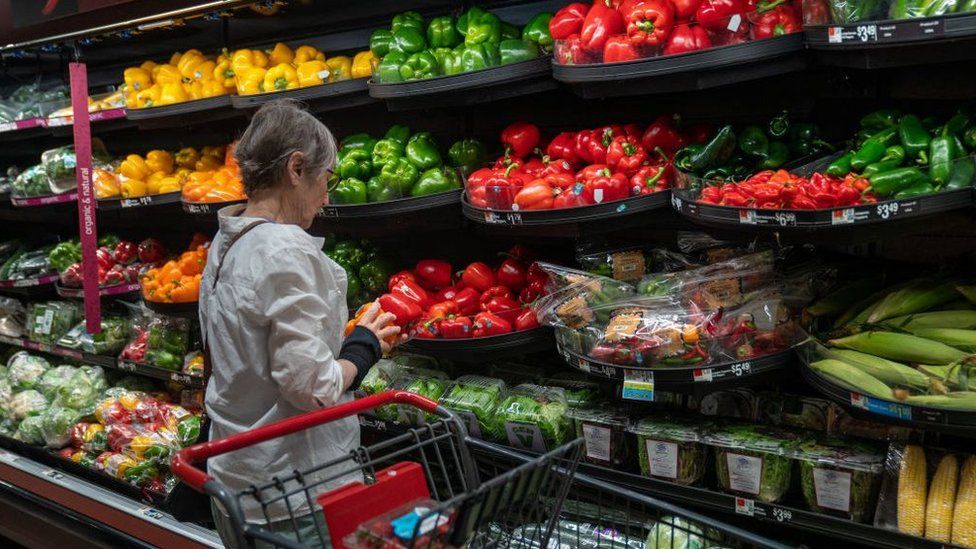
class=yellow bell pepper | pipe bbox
[236,66,267,95]
[252,50,269,68]
[146,173,166,195]
[169,51,183,66]
[178,51,207,80]
[124,89,141,109]
[139,60,157,73]
[294,45,324,65]
[120,179,148,198]
[183,49,204,60]
[231,49,257,75]
[192,79,226,98]
[146,150,174,174]
[268,42,295,66]
[195,155,223,172]
[191,60,216,81]
[134,84,162,108]
[202,145,225,158]
[94,168,120,199]
[264,63,299,92]
[214,60,235,89]
[351,51,378,79]
[123,67,152,91]
[175,168,192,184]
[159,82,189,105]
[217,49,229,64]
[296,60,328,87]
[158,177,182,194]
[175,147,200,169]
[324,56,353,82]
[154,64,182,85]
[120,155,151,180]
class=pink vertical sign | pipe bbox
[69,62,101,333]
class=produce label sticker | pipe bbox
[734,497,756,516]
[813,467,852,513]
[34,309,55,336]
[69,62,101,333]
[622,370,654,402]
[646,439,678,479]
[738,210,756,225]
[611,251,645,281]
[456,410,482,439]
[581,422,612,463]
[727,14,742,32]
[831,208,855,225]
[693,368,713,382]
[828,24,877,43]
[850,392,911,420]
[505,421,546,452]
[604,309,643,342]
[726,453,762,495]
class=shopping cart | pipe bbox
[469,440,796,549]
[171,390,584,549]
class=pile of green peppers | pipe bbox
[833,0,975,23]
[331,125,485,205]
[324,239,394,309]
[674,113,834,181]
[370,7,553,83]
[825,107,976,199]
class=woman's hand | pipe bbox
[357,301,403,354]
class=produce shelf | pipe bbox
[231,78,374,111]
[46,108,128,129]
[368,56,556,110]
[551,35,806,98]
[400,327,554,362]
[11,193,78,208]
[0,274,59,289]
[55,282,141,299]
[0,118,47,141]
[98,192,182,211]
[181,199,246,215]
[318,189,462,220]
[115,359,204,388]
[124,95,233,121]
[143,300,199,318]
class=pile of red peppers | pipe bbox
[696,169,878,209]
[467,116,707,211]
[549,0,802,64]
[373,246,547,339]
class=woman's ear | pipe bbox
[286,151,305,186]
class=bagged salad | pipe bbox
[58,315,129,355]
[496,384,571,452]
[145,315,190,370]
[438,375,505,439]
[645,515,727,549]
[795,436,884,523]
[0,243,56,281]
[27,301,82,344]
[388,370,449,426]
[542,373,603,408]
[707,424,807,503]
[636,250,776,309]
[567,406,631,468]
[629,417,709,486]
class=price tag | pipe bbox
[171,373,194,385]
[727,14,742,32]
[693,368,713,382]
[734,497,756,516]
[831,208,855,225]
[827,24,877,43]
[850,392,912,420]
[121,196,153,208]
[621,370,654,401]
[771,507,793,522]
[0,122,15,133]
[140,507,165,520]
[875,201,900,219]
[482,211,523,225]
[730,361,752,377]
[13,278,37,288]
[738,210,757,225]
[185,203,210,214]
[318,206,339,218]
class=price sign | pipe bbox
[140,507,164,520]
[772,507,793,522]
[43,469,65,481]
[622,370,654,401]
[850,392,912,420]
[184,203,211,214]
[318,206,340,218]
[875,201,900,219]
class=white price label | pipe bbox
[726,453,763,495]
[582,423,612,463]
[734,497,756,516]
[727,14,742,32]
[693,368,713,382]
[876,201,900,219]
[646,439,678,479]
[34,309,55,335]
[813,467,852,512]
[622,370,654,401]
[505,421,546,452]
[730,362,752,376]
[772,507,793,522]
[856,24,878,42]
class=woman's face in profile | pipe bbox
[300,168,331,229]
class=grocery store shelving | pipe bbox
[401,327,555,362]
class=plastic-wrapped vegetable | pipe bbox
[145,315,190,371]
[708,424,806,503]
[40,406,83,448]
[15,414,45,444]
[0,296,26,337]
[55,367,104,413]
[8,389,48,420]
[568,407,631,468]
[27,301,81,344]
[69,422,108,453]
[532,264,637,331]
[358,359,402,396]
[576,245,654,282]
[585,300,713,368]
[636,250,776,309]
[438,375,505,439]
[795,436,884,523]
[757,392,832,432]
[0,378,11,410]
[74,316,129,355]
[542,374,602,408]
[36,365,77,399]
[7,352,50,390]
[630,417,709,486]
[11,165,52,198]
[496,384,570,452]
[392,372,449,425]
[645,515,725,549]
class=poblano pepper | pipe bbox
[411,166,461,196]
[331,178,368,204]
[428,16,460,48]
[826,152,854,176]
[379,157,420,194]
[405,135,442,170]
[894,181,935,199]
[359,258,394,296]
[674,125,737,174]
[929,132,957,185]
[399,51,441,80]
[862,159,902,178]
[944,156,976,190]
[897,114,930,160]
[499,39,540,65]
[738,126,769,158]
[860,109,901,131]
[522,12,554,52]
[868,166,930,197]
[371,138,405,167]
[851,127,897,171]
[760,141,790,169]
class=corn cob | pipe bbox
[917,363,976,391]
[807,277,884,318]
[926,454,959,542]
[867,282,960,324]
[898,444,928,537]
[886,310,976,331]
[911,328,976,352]
[829,349,931,391]
[809,358,893,399]
[834,282,913,329]
[906,392,976,411]
[828,331,968,364]
[951,455,976,547]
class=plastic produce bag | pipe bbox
[630,417,710,486]
[40,406,84,448]
[94,390,164,425]
[15,414,45,444]
[0,244,55,280]
[568,406,631,468]
[55,366,106,414]
[27,301,81,344]
[8,389,48,420]
[636,250,776,309]
[0,296,27,337]
[0,378,12,411]
[63,316,129,355]
[107,421,180,464]
[36,365,77,399]
[532,263,637,331]
[706,424,807,503]
[541,374,603,408]
[496,384,570,452]
[795,436,884,523]
[576,244,655,282]
[7,352,50,390]
[438,375,506,439]
[145,315,190,370]
[40,145,78,193]
[69,421,108,453]
[389,371,449,425]
[11,165,53,198]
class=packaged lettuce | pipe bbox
[0,378,11,410]
[37,365,76,399]
[629,417,709,486]
[497,384,571,452]
[438,375,505,440]
[55,367,104,414]
[39,406,83,448]
[390,371,449,426]
[568,407,631,468]
[27,301,81,344]
[707,424,806,503]
[645,515,724,549]
[542,374,603,408]
[358,359,402,396]
[795,437,884,523]
[757,392,831,432]
[7,352,50,390]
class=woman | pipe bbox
[199,99,400,548]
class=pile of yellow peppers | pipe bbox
[123,49,233,109]
[229,42,377,95]
[95,146,226,200]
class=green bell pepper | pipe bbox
[370,29,395,58]
[377,52,407,83]
[331,240,366,268]
[457,7,487,36]
[944,108,973,137]
[501,22,521,41]
[405,135,442,170]
[929,132,957,185]
[371,139,405,167]
[448,138,487,168]
[760,141,789,169]
[384,125,412,145]
[399,51,441,80]
[894,181,936,199]
[339,133,377,157]
[411,166,461,197]
[428,16,460,48]
[460,43,500,72]
[767,111,790,139]
[897,115,930,161]
[435,47,463,75]
[860,109,901,131]
[868,166,930,197]
[522,12,554,53]
[464,11,502,46]
[367,176,399,202]
[332,178,368,204]
[499,39,539,65]
[346,271,364,308]
[379,157,420,195]
[393,28,428,56]
[359,258,394,296]
[392,11,425,34]
[851,128,897,171]
[176,415,201,447]
[826,152,854,176]
[337,149,372,180]
[738,126,769,159]
[965,127,976,150]
[944,156,976,190]
[674,125,737,174]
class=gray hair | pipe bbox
[234,99,337,195]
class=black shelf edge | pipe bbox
[181,199,246,215]
[318,189,462,219]
[10,193,78,208]
[400,327,554,362]
[55,282,140,299]
[231,78,371,109]
[144,300,199,318]
[97,192,182,211]
[462,191,671,227]
[805,12,976,48]
[0,274,59,290]
[124,95,233,121]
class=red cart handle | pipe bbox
[171,391,440,492]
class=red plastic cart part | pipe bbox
[171,390,440,492]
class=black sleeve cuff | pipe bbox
[340,325,382,390]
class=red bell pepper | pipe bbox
[540,158,575,178]
[642,114,686,156]
[514,308,540,331]
[580,166,630,203]
[484,166,522,210]
[389,271,417,291]
[696,0,749,34]
[662,24,713,55]
[390,278,430,310]
[137,238,166,263]
[630,164,668,193]
[501,121,540,159]
[555,33,593,64]
[413,317,439,339]
[602,34,642,62]
[414,259,452,290]
[550,2,590,40]
[496,258,527,292]
[519,282,545,303]
[598,125,626,148]
[427,300,458,320]
[514,181,555,210]
[526,262,548,287]
[672,0,703,19]
[461,262,496,292]
[433,286,459,302]
[751,3,801,38]
[553,185,590,208]
[482,292,522,324]
[580,0,626,52]
[606,135,648,175]
[96,247,115,271]
[575,129,606,164]
[506,244,534,264]
[378,293,423,327]
[453,286,481,315]
[683,123,714,144]
[620,0,675,47]
[439,316,473,338]
[520,157,546,178]
[114,241,138,265]
[546,132,580,165]
[472,312,513,337]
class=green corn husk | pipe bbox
[834,280,916,329]
[940,299,976,311]
[957,285,976,305]
[885,310,976,331]
[809,359,893,399]
[917,364,976,391]
[910,328,976,352]
[807,277,884,318]
[905,392,976,411]
[865,282,960,324]
[828,331,968,364]
[829,349,930,391]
